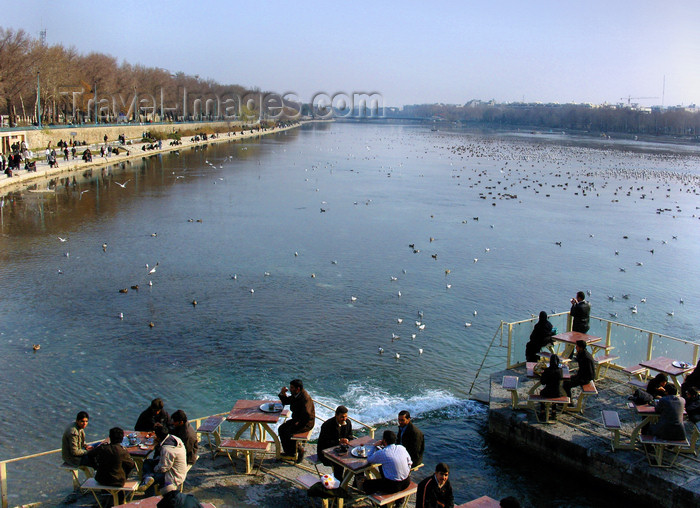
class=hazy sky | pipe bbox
[7,0,700,107]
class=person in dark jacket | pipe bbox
[646,373,668,399]
[170,409,198,466]
[416,462,454,508]
[135,398,171,432]
[397,410,424,466]
[540,354,565,398]
[563,340,595,403]
[317,405,354,479]
[684,387,700,423]
[649,385,686,441]
[525,311,556,362]
[278,379,315,461]
[569,291,591,333]
[86,427,134,488]
[681,360,700,399]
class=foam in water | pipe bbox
[256,382,485,438]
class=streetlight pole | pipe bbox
[37,71,41,128]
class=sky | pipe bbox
[6,0,700,108]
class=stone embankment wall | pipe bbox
[18,121,245,150]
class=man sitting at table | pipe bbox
[62,411,93,467]
[140,424,188,494]
[86,427,135,494]
[646,384,687,441]
[416,462,454,508]
[278,378,315,462]
[397,410,424,467]
[562,340,595,405]
[317,405,354,480]
[361,430,412,495]
[135,398,171,432]
[170,409,198,468]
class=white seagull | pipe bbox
[115,180,131,188]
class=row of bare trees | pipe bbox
[394,103,700,138]
[0,27,255,127]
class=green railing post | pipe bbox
[605,321,612,346]
[646,332,654,361]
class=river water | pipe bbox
[1,122,699,506]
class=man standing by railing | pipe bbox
[570,291,590,333]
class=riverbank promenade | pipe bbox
[0,122,300,194]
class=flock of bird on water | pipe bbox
[27,129,700,358]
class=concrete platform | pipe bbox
[488,365,700,508]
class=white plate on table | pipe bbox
[351,445,378,458]
[260,403,283,413]
[672,360,691,369]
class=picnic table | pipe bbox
[639,356,693,390]
[226,400,289,458]
[551,331,601,359]
[94,430,157,475]
[322,435,381,490]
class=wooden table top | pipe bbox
[640,356,693,377]
[321,435,379,473]
[120,496,216,508]
[552,331,602,345]
[122,430,156,457]
[456,495,500,507]
[226,399,289,423]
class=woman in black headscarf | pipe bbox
[525,311,555,362]
[540,354,565,398]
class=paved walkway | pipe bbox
[0,123,300,194]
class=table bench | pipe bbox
[594,354,620,380]
[218,439,270,474]
[601,410,622,451]
[60,462,92,491]
[81,478,139,507]
[638,434,690,467]
[368,480,417,507]
[291,429,313,461]
[304,452,325,476]
[537,351,570,364]
[502,375,520,409]
[564,381,598,414]
[295,473,333,508]
[527,395,570,423]
[196,415,225,457]
[628,379,648,391]
[624,364,648,381]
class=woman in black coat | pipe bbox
[540,354,565,398]
[525,311,555,362]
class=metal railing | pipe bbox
[503,313,699,370]
[1,402,376,508]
